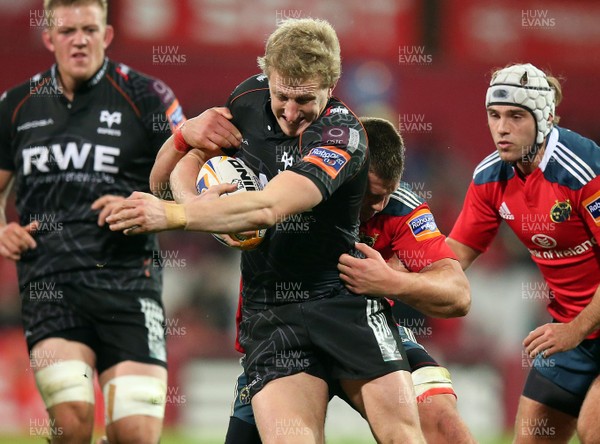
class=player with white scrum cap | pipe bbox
[449,63,600,443]
[486,63,557,150]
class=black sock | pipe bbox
[224,416,262,444]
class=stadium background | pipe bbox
[0,0,598,442]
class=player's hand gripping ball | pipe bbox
[196,156,266,250]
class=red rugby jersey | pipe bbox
[450,127,600,338]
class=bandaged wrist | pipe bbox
[173,124,191,153]
[164,202,187,229]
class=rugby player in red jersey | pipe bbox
[339,117,475,444]
[447,63,600,443]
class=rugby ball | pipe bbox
[196,156,266,250]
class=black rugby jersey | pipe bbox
[0,59,185,293]
[226,75,369,307]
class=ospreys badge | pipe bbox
[550,200,571,223]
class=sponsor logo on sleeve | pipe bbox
[321,126,360,152]
[302,146,350,179]
[322,126,349,146]
[166,99,186,132]
[348,128,360,151]
[583,190,600,226]
[151,79,175,105]
[406,209,441,241]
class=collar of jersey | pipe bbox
[538,127,559,172]
[51,57,109,92]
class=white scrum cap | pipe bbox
[485,63,555,145]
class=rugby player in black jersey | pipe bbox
[110,18,426,444]
[0,1,186,442]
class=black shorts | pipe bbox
[239,292,409,399]
[396,325,440,370]
[523,336,600,417]
[21,281,166,374]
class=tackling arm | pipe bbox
[388,257,470,318]
[338,243,470,318]
[149,134,188,199]
[168,149,206,204]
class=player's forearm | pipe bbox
[568,285,600,338]
[0,172,14,226]
[150,136,186,199]
[388,261,471,318]
[446,237,480,271]
[182,191,276,233]
[169,150,205,203]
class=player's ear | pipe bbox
[327,81,338,98]
[103,24,114,49]
[42,28,55,53]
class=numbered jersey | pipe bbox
[225,75,369,307]
[450,127,600,337]
[0,59,185,292]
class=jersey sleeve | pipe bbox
[119,65,186,154]
[142,77,186,152]
[449,180,502,253]
[392,203,458,272]
[580,175,600,243]
[225,81,248,130]
[225,75,265,109]
[290,106,367,199]
[225,74,270,130]
[0,90,15,171]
